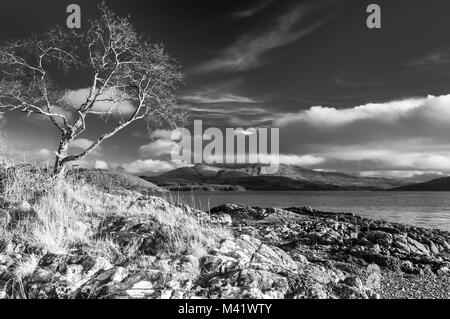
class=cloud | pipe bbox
[69,138,103,157]
[61,88,135,116]
[360,170,446,179]
[234,128,256,136]
[69,138,95,150]
[180,92,259,104]
[274,97,426,127]
[29,105,75,126]
[192,4,329,73]
[120,159,185,176]
[278,154,325,166]
[35,148,52,159]
[272,94,450,175]
[232,0,275,19]
[138,129,176,158]
[121,128,191,175]
[139,139,175,158]
[94,160,109,170]
[406,49,450,67]
[179,103,274,127]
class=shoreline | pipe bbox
[1,190,449,299]
[161,190,450,233]
[204,203,450,298]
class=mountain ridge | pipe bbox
[390,176,450,191]
[143,163,408,191]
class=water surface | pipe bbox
[166,191,450,232]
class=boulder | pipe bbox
[407,238,430,255]
[365,231,393,247]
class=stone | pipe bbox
[429,241,440,255]
[370,244,381,254]
[400,261,419,274]
[437,267,449,276]
[334,282,368,299]
[365,231,393,247]
[110,267,129,283]
[342,276,363,290]
[215,214,232,226]
[407,238,430,255]
[17,201,32,212]
[306,284,328,299]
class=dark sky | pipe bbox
[1,0,450,177]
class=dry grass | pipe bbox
[0,158,230,282]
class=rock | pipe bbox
[214,214,232,226]
[110,267,129,283]
[392,234,410,253]
[25,254,113,298]
[437,267,449,276]
[17,201,32,212]
[303,207,316,213]
[429,241,440,255]
[365,271,381,291]
[306,284,328,299]
[437,239,450,251]
[301,264,344,285]
[365,231,393,247]
[342,276,363,290]
[124,280,158,299]
[333,282,368,299]
[370,244,381,254]
[407,238,430,255]
[250,244,298,273]
[369,292,381,299]
[400,261,419,274]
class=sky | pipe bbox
[1,0,450,178]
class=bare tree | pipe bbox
[0,3,184,176]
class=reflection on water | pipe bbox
[169,191,450,232]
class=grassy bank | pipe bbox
[0,161,230,298]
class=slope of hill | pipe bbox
[69,169,164,192]
[145,164,405,191]
[390,176,450,191]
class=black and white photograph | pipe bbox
[0,0,449,306]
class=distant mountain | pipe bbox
[144,164,406,191]
[390,176,450,191]
[69,169,163,192]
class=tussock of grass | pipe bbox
[13,254,39,279]
[0,163,56,204]
[0,159,230,279]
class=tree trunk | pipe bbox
[53,133,71,177]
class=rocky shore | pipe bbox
[208,204,450,298]
[1,195,449,299]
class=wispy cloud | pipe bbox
[232,0,275,19]
[180,91,259,104]
[406,49,450,68]
[192,3,330,74]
